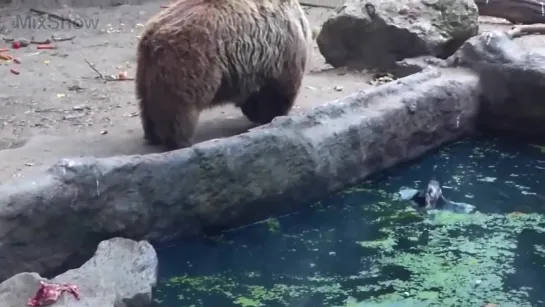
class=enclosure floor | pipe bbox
[154,137,545,307]
[0,3,542,183]
[0,2,375,181]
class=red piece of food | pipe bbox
[12,41,20,49]
[27,280,80,307]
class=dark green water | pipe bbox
[153,137,545,307]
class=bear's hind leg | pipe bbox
[136,72,161,145]
[163,104,200,150]
[141,70,202,151]
[140,106,162,145]
[241,74,302,124]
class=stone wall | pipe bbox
[0,68,481,282]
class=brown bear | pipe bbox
[135,0,312,150]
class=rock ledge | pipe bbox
[0,68,481,281]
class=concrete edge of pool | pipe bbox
[0,67,481,282]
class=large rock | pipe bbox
[0,237,158,307]
[448,31,545,140]
[316,0,479,70]
[0,68,481,282]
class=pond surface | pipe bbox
[153,137,545,307]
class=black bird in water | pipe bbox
[407,180,476,214]
[410,180,444,210]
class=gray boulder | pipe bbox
[0,237,158,307]
[316,0,479,70]
[448,31,545,139]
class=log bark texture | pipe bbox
[476,0,545,24]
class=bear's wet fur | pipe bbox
[136,0,312,150]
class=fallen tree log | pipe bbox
[476,0,545,24]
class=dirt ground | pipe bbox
[0,2,538,182]
[0,2,382,182]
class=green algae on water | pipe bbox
[156,209,545,306]
[264,217,281,233]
